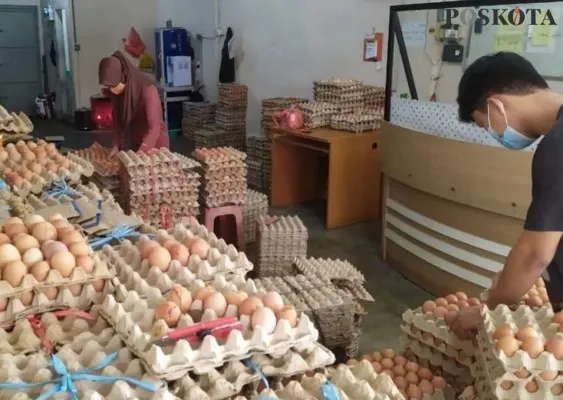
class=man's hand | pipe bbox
[109,146,118,157]
[450,306,481,340]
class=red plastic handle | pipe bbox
[166,317,238,341]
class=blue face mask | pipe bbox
[487,102,536,150]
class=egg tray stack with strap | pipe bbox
[117,149,201,229]
[181,102,217,139]
[473,305,563,399]
[330,108,383,133]
[216,84,248,151]
[193,125,231,149]
[0,105,34,136]
[256,215,308,277]
[246,136,272,194]
[243,189,268,243]
[192,147,247,208]
[260,97,309,137]
[253,274,355,358]
[70,143,121,203]
[301,101,339,129]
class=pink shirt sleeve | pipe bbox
[141,85,163,150]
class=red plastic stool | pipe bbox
[204,205,245,251]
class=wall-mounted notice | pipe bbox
[402,20,427,48]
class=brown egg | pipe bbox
[3,223,27,239]
[551,384,563,396]
[68,284,83,296]
[433,306,447,318]
[68,242,90,257]
[2,261,27,287]
[432,376,447,390]
[521,337,545,359]
[405,371,420,385]
[13,234,39,254]
[154,301,181,327]
[50,251,76,277]
[381,369,394,379]
[406,385,423,399]
[75,256,95,273]
[539,370,558,381]
[457,300,469,309]
[422,300,436,313]
[493,325,514,341]
[495,335,521,357]
[224,290,248,306]
[167,285,192,312]
[394,355,407,366]
[500,381,514,390]
[276,306,298,327]
[446,304,459,312]
[372,362,383,373]
[514,368,531,379]
[371,352,382,362]
[18,291,33,306]
[139,240,161,259]
[238,297,264,316]
[148,247,172,271]
[382,349,396,359]
[545,335,563,360]
[468,297,481,306]
[31,221,57,243]
[516,326,539,341]
[393,376,407,390]
[392,364,406,377]
[160,238,179,251]
[189,238,210,258]
[435,298,448,307]
[20,168,33,180]
[194,286,216,301]
[203,292,227,317]
[169,244,190,265]
[455,292,468,301]
[0,233,10,245]
[60,231,84,247]
[43,287,59,300]
[418,367,433,380]
[405,361,420,373]
[444,310,458,326]
[445,294,458,304]
[526,379,539,393]
[419,379,434,394]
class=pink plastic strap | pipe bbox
[160,205,172,229]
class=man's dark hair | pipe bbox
[457,52,548,122]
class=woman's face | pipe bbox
[106,82,125,95]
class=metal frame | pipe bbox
[384,0,563,121]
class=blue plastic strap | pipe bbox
[0,179,8,190]
[242,358,269,389]
[81,199,103,230]
[70,200,82,217]
[88,224,145,250]
[43,179,79,200]
[0,352,158,399]
[321,382,340,400]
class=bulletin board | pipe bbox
[465,2,563,79]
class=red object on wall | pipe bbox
[90,95,113,130]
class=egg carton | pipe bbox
[402,308,476,357]
[203,193,246,208]
[255,359,453,400]
[473,337,563,400]
[457,386,478,400]
[330,110,382,133]
[0,250,114,300]
[0,105,12,123]
[101,238,252,288]
[99,280,319,379]
[0,111,33,134]
[293,257,373,302]
[118,149,187,171]
[477,305,563,377]
[362,85,386,109]
[400,335,473,387]
[0,280,114,325]
[71,143,120,176]
[217,83,248,109]
[120,174,200,194]
[0,305,112,354]
[0,336,175,399]
[301,101,339,129]
[243,190,268,243]
[193,147,247,165]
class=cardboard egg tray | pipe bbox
[362,85,386,109]
[249,359,453,400]
[477,305,563,377]
[246,159,263,188]
[243,189,268,243]
[256,215,308,277]
[400,335,473,390]
[330,110,382,133]
[0,305,112,354]
[260,97,309,136]
[0,280,114,325]
[294,257,374,302]
[0,336,174,399]
[0,149,94,197]
[0,109,33,134]
[100,239,252,289]
[313,78,364,101]
[246,136,271,191]
[192,125,231,148]
[402,308,476,365]
[99,278,320,379]
[182,102,217,137]
[217,83,248,110]
[301,101,339,129]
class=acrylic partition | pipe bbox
[379,0,560,296]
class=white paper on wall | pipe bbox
[402,20,428,48]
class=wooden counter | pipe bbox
[380,121,533,296]
[271,127,380,229]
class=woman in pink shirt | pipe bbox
[98,51,169,154]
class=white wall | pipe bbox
[220,0,393,133]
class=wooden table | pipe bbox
[271,127,380,229]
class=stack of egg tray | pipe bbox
[117,149,201,228]
[481,277,551,310]
[254,274,355,355]
[98,268,321,379]
[246,136,271,193]
[192,147,247,207]
[239,359,453,400]
[401,335,473,394]
[313,78,363,102]
[301,101,339,129]
[260,97,309,136]
[473,305,563,399]
[330,109,383,133]
[0,106,33,135]
[362,85,386,110]
[100,222,254,286]
[193,125,231,149]
[216,83,247,150]
[243,189,269,243]
[246,158,263,188]
[256,215,308,277]
[181,102,217,138]
[401,307,476,369]
[70,143,120,201]
[217,83,248,110]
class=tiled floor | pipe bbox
[33,119,433,354]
